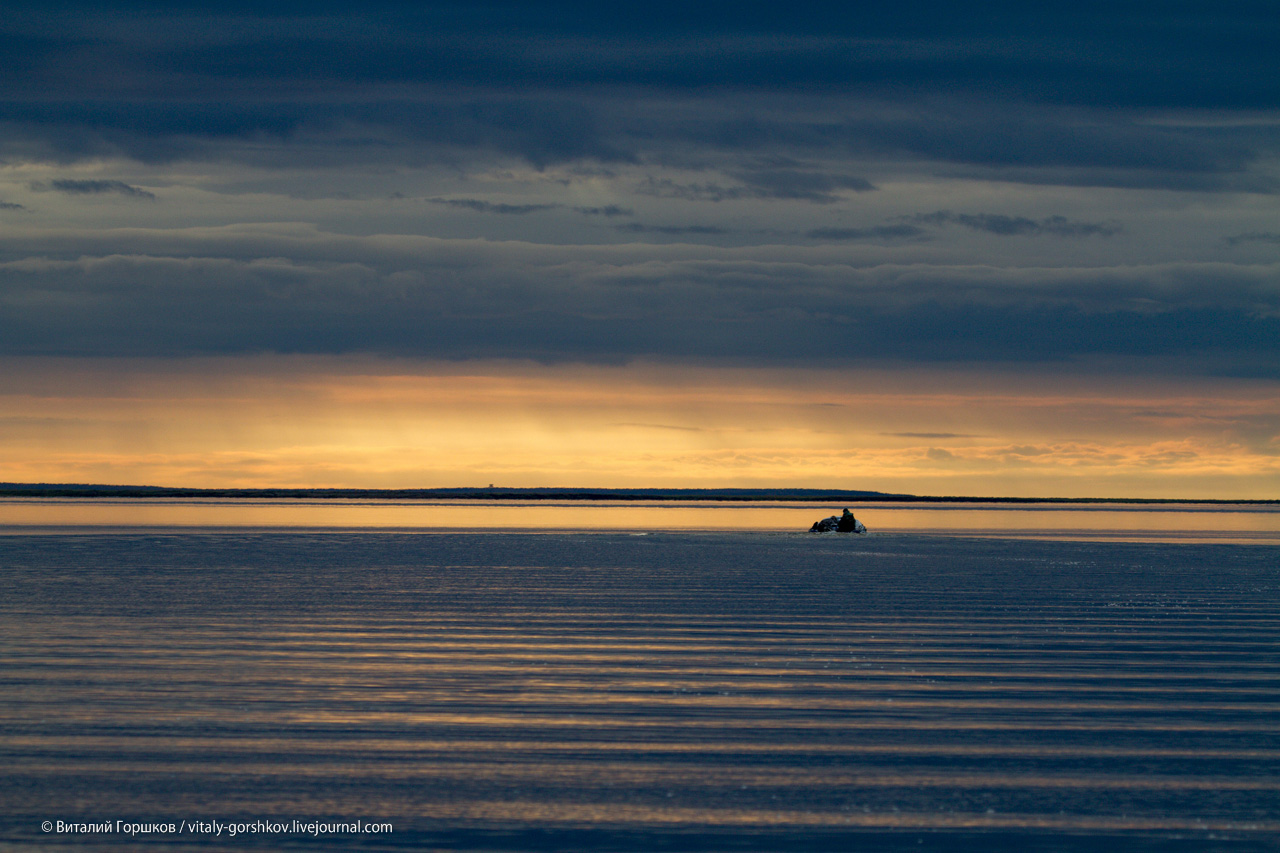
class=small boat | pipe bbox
[809,508,867,534]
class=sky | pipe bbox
[1,1,1277,497]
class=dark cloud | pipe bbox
[573,205,633,217]
[3,3,1276,107]
[0,233,1275,374]
[729,169,875,202]
[808,214,1117,242]
[615,224,726,235]
[633,102,1275,193]
[636,178,745,202]
[807,225,923,241]
[30,179,155,199]
[0,200,24,210]
[396,100,637,167]
[1225,232,1280,247]
[0,4,1273,188]
[0,3,1274,383]
[0,38,1269,191]
[2,94,1267,193]
[904,211,1121,237]
[935,164,1280,195]
[426,198,558,215]
[636,171,873,204]
[0,97,636,168]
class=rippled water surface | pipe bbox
[2,505,1277,850]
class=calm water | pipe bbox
[2,497,1279,543]
[2,501,1278,851]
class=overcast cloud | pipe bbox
[0,1,1277,377]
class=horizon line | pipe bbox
[0,483,1274,505]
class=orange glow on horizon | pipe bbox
[0,356,1276,499]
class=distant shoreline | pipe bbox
[0,484,1274,505]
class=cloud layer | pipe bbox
[0,225,1275,371]
[0,2,1277,493]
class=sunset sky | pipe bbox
[1,2,1277,497]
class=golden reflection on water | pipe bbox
[12,733,1277,760]
[12,757,1277,791]
[1,497,1278,542]
[409,802,1280,833]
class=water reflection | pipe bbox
[2,531,1277,850]
[0,497,1277,543]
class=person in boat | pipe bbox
[810,508,867,534]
